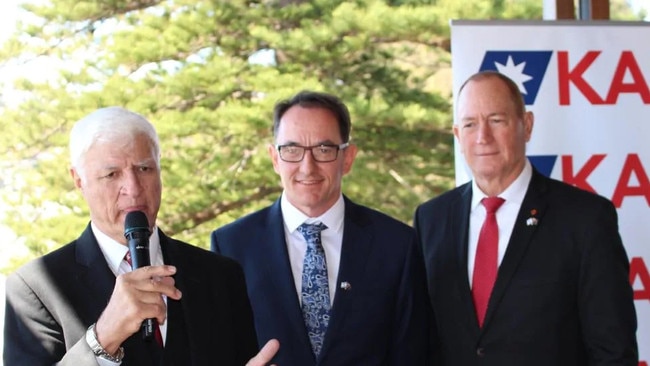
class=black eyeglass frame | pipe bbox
[275,142,350,162]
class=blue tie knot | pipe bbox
[297,222,328,246]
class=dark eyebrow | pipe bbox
[279,140,338,146]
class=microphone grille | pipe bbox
[124,211,150,236]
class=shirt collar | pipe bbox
[280,193,345,234]
[471,159,533,211]
[92,221,161,275]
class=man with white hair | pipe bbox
[4,107,278,365]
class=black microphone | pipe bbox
[124,210,156,342]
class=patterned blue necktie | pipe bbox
[297,222,330,357]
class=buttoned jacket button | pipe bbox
[476,347,485,357]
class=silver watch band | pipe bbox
[85,323,124,363]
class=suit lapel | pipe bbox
[483,170,549,329]
[452,184,481,334]
[74,224,117,322]
[320,198,373,358]
[159,232,191,364]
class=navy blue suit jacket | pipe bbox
[4,224,258,365]
[414,169,637,366]
[212,196,429,366]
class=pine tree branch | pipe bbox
[163,185,282,235]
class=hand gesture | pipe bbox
[246,339,280,366]
[94,265,182,354]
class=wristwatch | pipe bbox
[85,323,125,363]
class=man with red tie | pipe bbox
[413,71,637,365]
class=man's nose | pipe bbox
[121,171,143,196]
[299,148,319,171]
[476,121,493,143]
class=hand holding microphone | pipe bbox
[91,212,181,354]
[123,211,157,342]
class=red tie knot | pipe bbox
[482,197,505,214]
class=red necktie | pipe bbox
[471,197,505,328]
[124,252,164,347]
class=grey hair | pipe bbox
[69,106,160,181]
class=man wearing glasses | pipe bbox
[211,91,430,365]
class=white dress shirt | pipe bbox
[92,222,167,365]
[281,193,344,306]
[467,160,533,287]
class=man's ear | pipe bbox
[268,143,280,174]
[342,144,358,175]
[523,111,534,142]
[70,167,83,190]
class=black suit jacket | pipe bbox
[212,196,430,366]
[413,168,638,366]
[4,224,258,365]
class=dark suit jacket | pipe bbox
[212,196,430,366]
[4,224,258,366]
[413,168,638,366]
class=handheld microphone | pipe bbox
[124,210,156,342]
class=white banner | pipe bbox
[451,20,649,365]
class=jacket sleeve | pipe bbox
[4,270,100,366]
[388,233,431,365]
[577,199,638,365]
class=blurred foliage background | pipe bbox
[0,0,644,273]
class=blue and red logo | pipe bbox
[480,50,650,106]
[479,51,553,105]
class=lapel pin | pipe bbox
[526,209,538,226]
[340,281,351,291]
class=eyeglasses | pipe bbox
[276,142,350,162]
